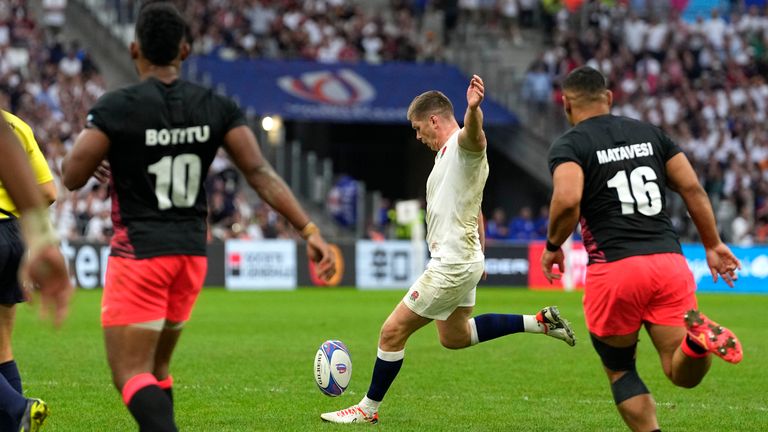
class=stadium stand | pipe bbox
[518,1,768,245]
[9,0,766,245]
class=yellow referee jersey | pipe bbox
[0,111,54,219]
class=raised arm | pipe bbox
[223,125,335,280]
[666,153,740,286]
[458,74,487,152]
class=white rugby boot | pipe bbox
[536,305,576,346]
[320,405,379,424]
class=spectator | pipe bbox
[509,206,536,240]
[485,207,510,240]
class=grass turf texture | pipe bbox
[13,288,768,431]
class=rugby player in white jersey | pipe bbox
[320,75,576,425]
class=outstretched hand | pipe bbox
[20,244,73,328]
[706,242,741,288]
[467,75,485,110]
[306,233,336,282]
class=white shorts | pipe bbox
[403,259,485,320]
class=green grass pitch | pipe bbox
[13,288,768,431]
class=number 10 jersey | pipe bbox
[86,77,246,258]
[548,114,683,264]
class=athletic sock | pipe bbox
[364,348,404,411]
[681,335,708,358]
[0,360,25,430]
[469,314,527,345]
[157,375,174,404]
[0,361,23,431]
[0,361,22,394]
[123,373,177,432]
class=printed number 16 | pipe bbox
[606,166,662,216]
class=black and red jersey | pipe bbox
[86,78,246,258]
[548,114,683,264]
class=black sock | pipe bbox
[0,361,22,431]
[366,350,404,402]
[685,335,708,354]
[127,385,177,432]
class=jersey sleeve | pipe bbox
[86,92,120,137]
[548,133,584,173]
[658,129,683,161]
[218,96,247,133]
[23,129,54,185]
[3,112,53,184]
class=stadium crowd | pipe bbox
[521,1,768,245]
[1,0,303,243]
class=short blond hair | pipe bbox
[407,90,454,121]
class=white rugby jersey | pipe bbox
[425,129,489,264]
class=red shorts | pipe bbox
[584,253,697,337]
[102,255,207,327]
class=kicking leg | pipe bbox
[646,323,711,389]
[591,332,660,432]
[321,302,431,424]
[105,323,177,432]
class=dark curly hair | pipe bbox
[135,2,187,66]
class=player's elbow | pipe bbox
[552,191,581,213]
[61,171,84,191]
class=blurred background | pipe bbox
[3,0,768,291]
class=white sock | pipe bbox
[468,318,479,346]
[523,315,545,333]
[359,396,381,414]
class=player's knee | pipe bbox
[670,372,703,389]
[439,335,467,350]
[610,369,650,404]
[378,323,407,349]
[590,334,637,371]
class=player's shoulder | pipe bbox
[2,110,35,143]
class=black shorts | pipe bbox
[0,219,25,304]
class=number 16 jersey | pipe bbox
[86,77,246,258]
[548,114,682,264]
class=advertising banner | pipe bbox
[355,240,426,289]
[225,240,296,290]
[60,240,110,289]
[527,241,588,290]
[187,57,517,125]
[297,243,356,287]
[482,244,529,286]
[683,244,768,293]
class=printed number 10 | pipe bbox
[606,166,662,216]
[147,154,202,210]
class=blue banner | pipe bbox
[186,56,517,125]
[683,244,768,293]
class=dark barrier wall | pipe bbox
[481,243,529,287]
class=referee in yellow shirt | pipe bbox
[0,110,58,431]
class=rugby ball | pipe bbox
[314,340,352,397]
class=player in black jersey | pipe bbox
[542,67,743,432]
[61,3,335,431]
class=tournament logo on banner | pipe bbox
[277,69,375,106]
[225,240,296,290]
